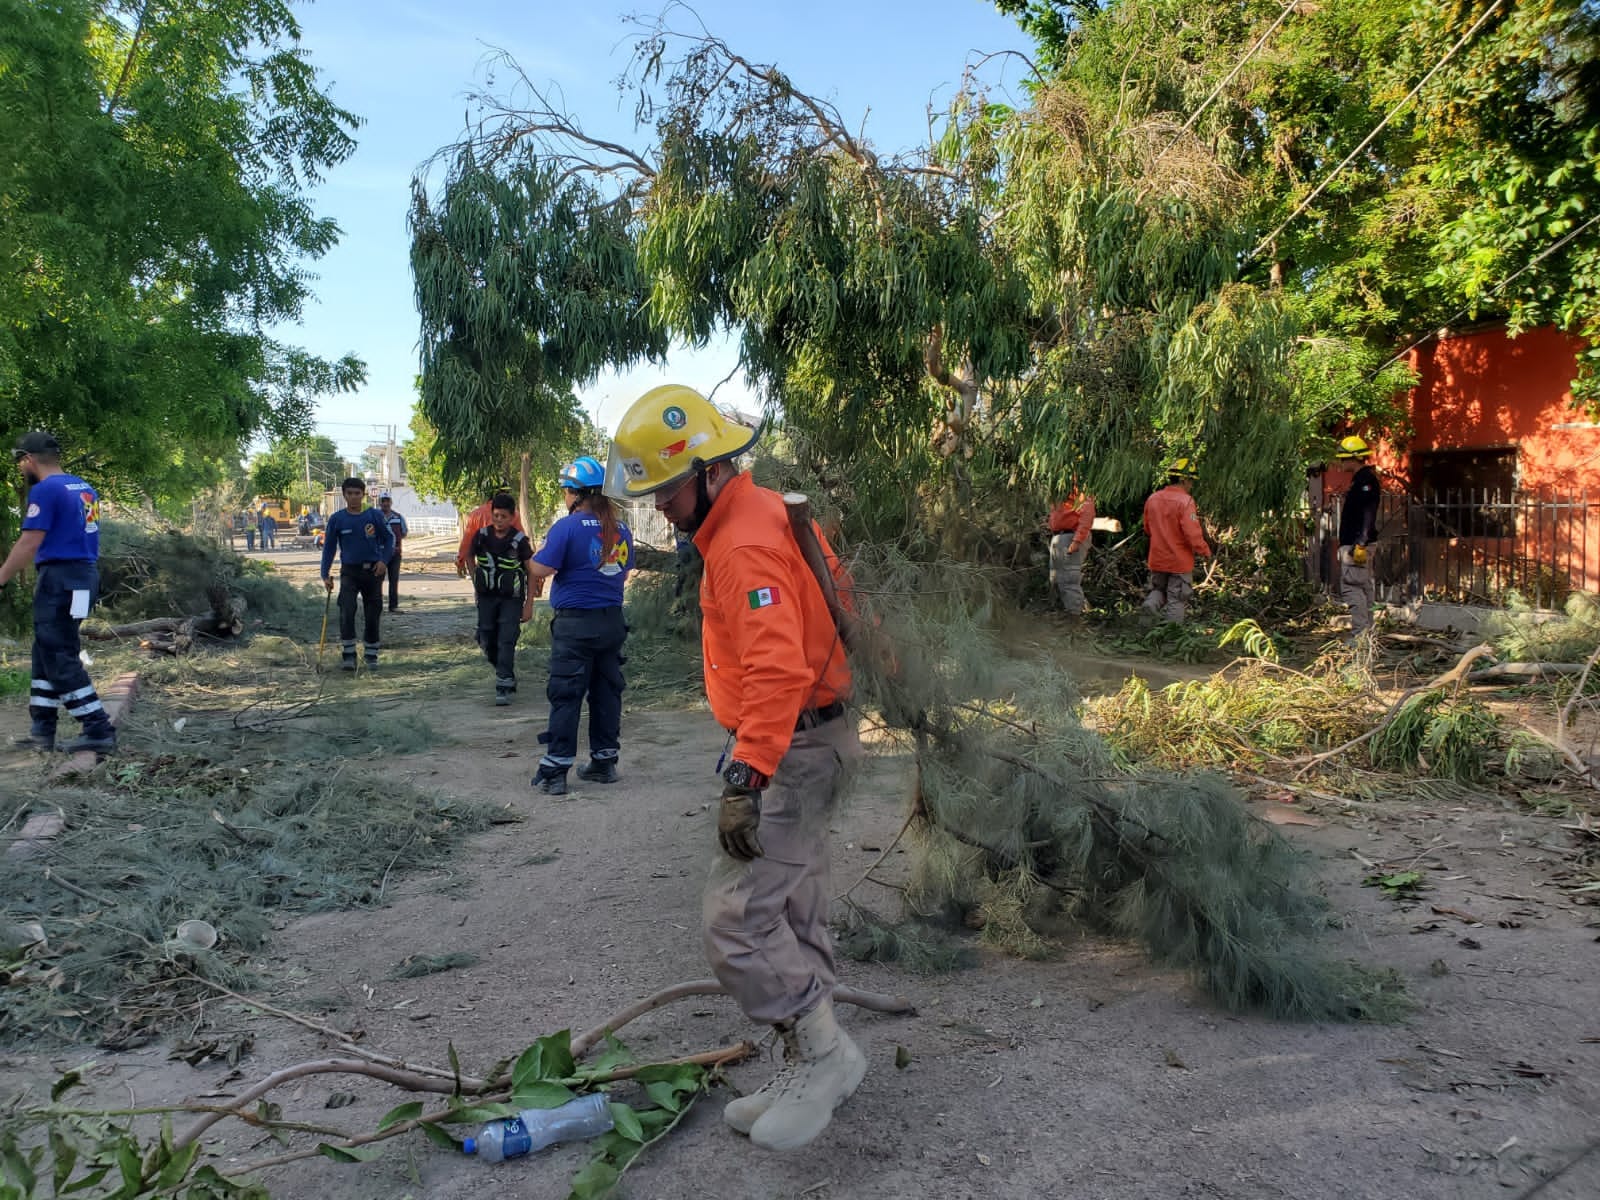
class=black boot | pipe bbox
[63,724,116,754]
[531,763,568,795]
[576,757,618,784]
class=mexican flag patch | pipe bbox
[747,586,781,609]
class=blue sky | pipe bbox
[277,0,1035,457]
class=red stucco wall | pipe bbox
[1403,325,1597,494]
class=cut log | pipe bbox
[84,617,182,639]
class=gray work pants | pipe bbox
[1339,546,1374,635]
[1049,534,1088,614]
[703,714,861,1025]
[1142,570,1194,624]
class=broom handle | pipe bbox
[783,493,859,651]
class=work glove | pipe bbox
[1351,544,1368,566]
[718,761,770,861]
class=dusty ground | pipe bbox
[3,547,1599,1199]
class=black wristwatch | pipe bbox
[722,760,769,792]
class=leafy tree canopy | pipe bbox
[0,0,366,504]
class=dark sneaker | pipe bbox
[62,730,116,754]
[576,758,618,784]
[341,655,357,672]
[364,656,379,670]
[531,765,568,795]
[494,689,512,707]
[12,732,55,751]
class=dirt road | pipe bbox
[4,556,1597,1199]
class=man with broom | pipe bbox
[604,385,865,1151]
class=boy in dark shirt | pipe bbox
[319,478,393,670]
[469,494,535,704]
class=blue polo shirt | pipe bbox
[320,506,394,575]
[534,512,633,609]
[23,474,101,563]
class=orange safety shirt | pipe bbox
[1143,484,1211,574]
[693,471,852,776]
[1048,494,1096,544]
[456,501,524,572]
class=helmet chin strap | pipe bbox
[673,462,715,535]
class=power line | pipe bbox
[1247,0,1505,264]
[1153,0,1299,165]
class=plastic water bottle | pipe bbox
[461,1093,614,1163]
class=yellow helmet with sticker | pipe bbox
[604,385,759,498]
[1167,457,1199,479]
[1335,435,1370,459]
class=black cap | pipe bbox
[13,431,61,462]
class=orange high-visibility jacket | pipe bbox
[456,501,524,573]
[1143,484,1211,574]
[1048,494,1096,546]
[694,471,852,776]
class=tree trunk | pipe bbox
[518,451,531,532]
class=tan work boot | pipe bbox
[747,999,866,1151]
[722,1025,800,1134]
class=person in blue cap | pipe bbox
[527,456,633,794]
[0,431,118,753]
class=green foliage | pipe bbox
[845,549,1401,1020]
[836,910,979,974]
[95,522,318,629]
[1369,692,1502,782]
[248,436,345,509]
[0,667,25,699]
[0,0,366,502]
[1092,651,1379,769]
[1484,590,1600,664]
[1363,870,1425,900]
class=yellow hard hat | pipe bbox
[604,385,759,498]
[1168,457,1198,479]
[1335,435,1370,459]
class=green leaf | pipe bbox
[50,1070,85,1102]
[442,1103,518,1124]
[447,1043,463,1096]
[589,1034,633,1075]
[59,1165,110,1194]
[566,1158,620,1200]
[156,1141,201,1189]
[49,1130,77,1196]
[0,1135,36,1196]
[628,1062,702,1090]
[607,1103,645,1143]
[642,1081,685,1114]
[635,1107,676,1134]
[115,1138,142,1193]
[376,1102,425,1132]
[533,1030,576,1081]
[510,1081,575,1110]
[419,1122,459,1151]
[316,1143,385,1164]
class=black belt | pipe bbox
[795,700,847,732]
[553,605,622,616]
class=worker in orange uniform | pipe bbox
[605,384,865,1153]
[1141,458,1211,624]
[1047,489,1096,616]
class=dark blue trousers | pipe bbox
[337,563,383,658]
[539,607,627,768]
[475,594,522,683]
[29,561,112,737]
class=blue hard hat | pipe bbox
[560,456,605,491]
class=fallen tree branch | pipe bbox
[1289,643,1497,779]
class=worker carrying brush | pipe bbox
[1332,435,1381,639]
[605,384,865,1152]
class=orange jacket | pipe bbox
[456,501,524,572]
[1143,484,1211,574]
[693,471,852,776]
[1048,494,1096,549]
